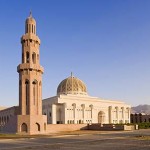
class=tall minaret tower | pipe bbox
[17,12,43,115]
[17,12,46,134]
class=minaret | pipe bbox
[17,12,44,116]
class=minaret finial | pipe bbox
[29,10,32,18]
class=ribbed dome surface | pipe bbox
[26,12,36,23]
[57,75,87,95]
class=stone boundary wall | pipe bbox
[46,124,88,133]
[88,124,136,131]
[124,125,136,130]
[0,116,17,133]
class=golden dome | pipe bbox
[57,74,88,95]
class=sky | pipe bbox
[0,0,150,107]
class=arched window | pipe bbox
[44,123,46,131]
[98,111,105,124]
[32,25,33,33]
[25,80,29,106]
[26,52,29,63]
[32,52,36,64]
[22,53,24,63]
[21,123,28,132]
[36,123,40,131]
[7,116,9,123]
[32,80,37,105]
[39,81,42,103]
[26,24,27,33]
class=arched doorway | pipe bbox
[98,111,105,124]
[21,123,28,132]
[35,123,40,131]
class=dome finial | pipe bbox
[71,72,73,77]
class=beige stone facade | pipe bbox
[43,75,131,125]
[0,13,131,135]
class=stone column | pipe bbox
[52,104,56,124]
[115,106,119,123]
[109,106,112,124]
[63,103,67,124]
[72,103,76,124]
[81,104,85,123]
[121,107,125,123]
[127,107,131,123]
[89,104,93,124]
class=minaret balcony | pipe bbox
[21,34,40,44]
[17,63,44,73]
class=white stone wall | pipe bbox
[42,96,58,124]
[42,94,131,125]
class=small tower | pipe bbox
[17,12,47,134]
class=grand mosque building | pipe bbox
[0,13,131,134]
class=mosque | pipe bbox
[0,13,131,134]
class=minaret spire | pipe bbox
[29,10,32,18]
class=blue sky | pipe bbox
[0,0,150,107]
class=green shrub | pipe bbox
[137,123,150,129]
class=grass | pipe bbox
[0,133,53,139]
[0,130,122,139]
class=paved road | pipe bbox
[0,129,150,150]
